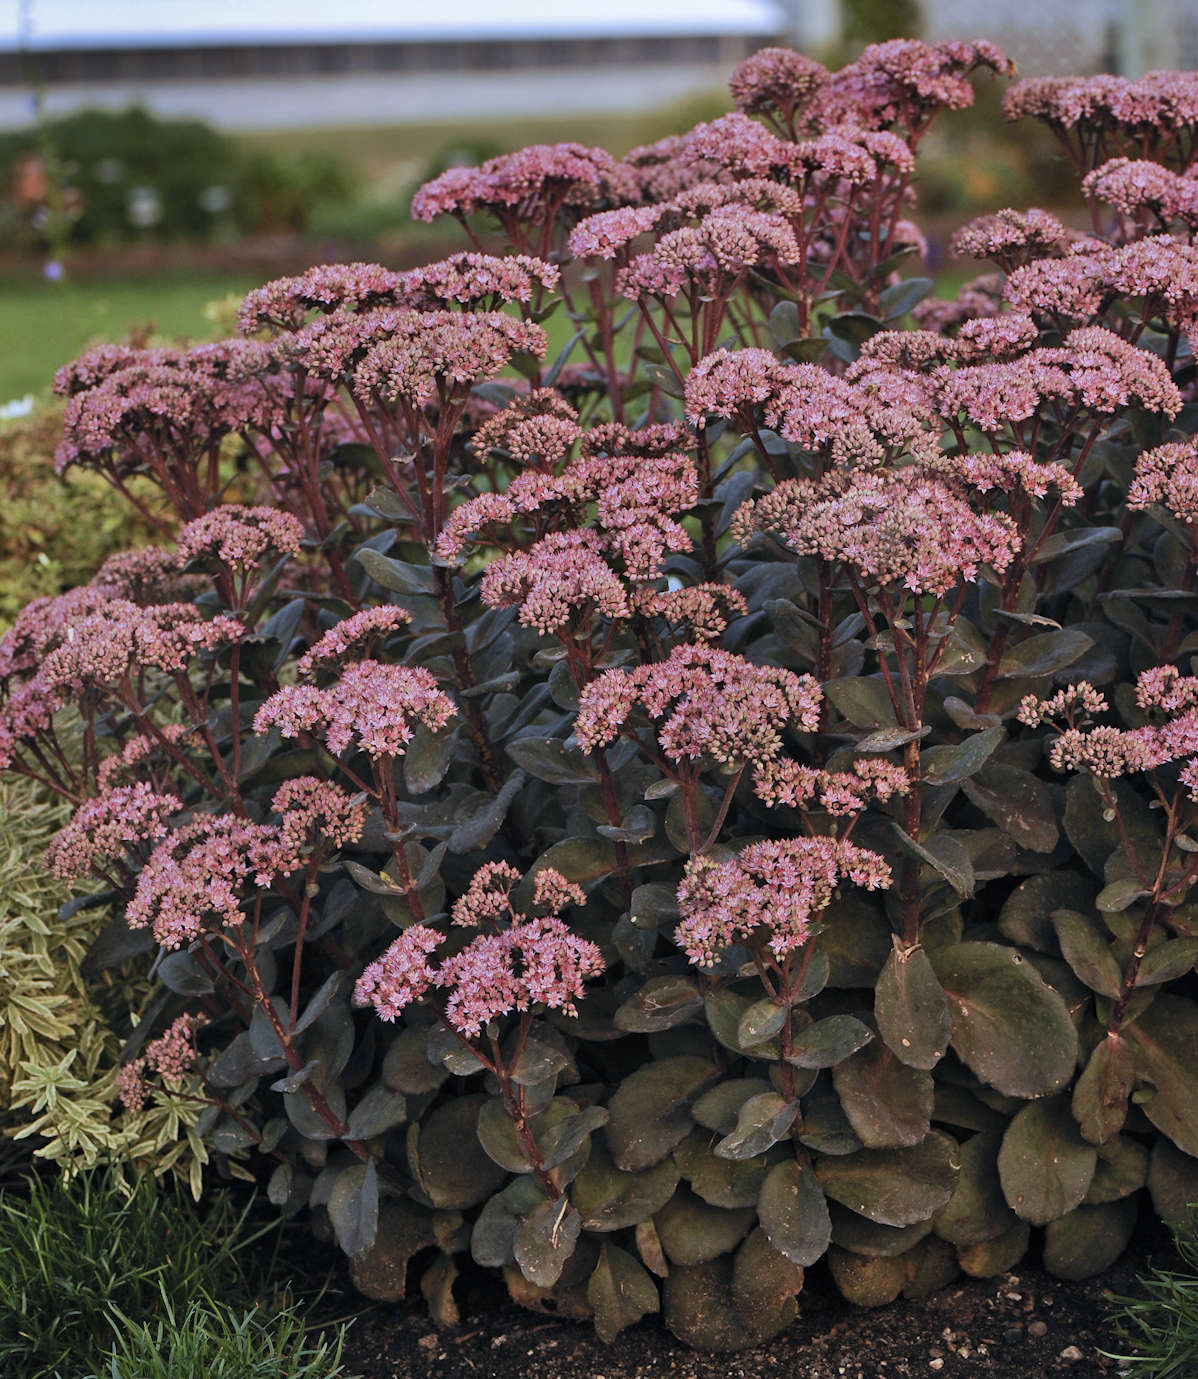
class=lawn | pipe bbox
[0,271,258,401]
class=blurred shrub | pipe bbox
[843,0,923,46]
[0,404,159,624]
[0,106,354,249]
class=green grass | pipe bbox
[0,271,257,401]
[87,1290,357,1379]
[1105,1207,1198,1378]
[0,1167,349,1379]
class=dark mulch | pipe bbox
[327,1221,1176,1379]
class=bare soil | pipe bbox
[331,1223,1174,1379]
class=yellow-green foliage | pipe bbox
[0,776,205,1193]
[0,403,159,625]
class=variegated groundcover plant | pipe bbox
[8,38,1198,1351]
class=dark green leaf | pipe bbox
[1042,1197,1137,1281]
[506,735,601,785]
[997,1096,1096,1225]
[1051,910,1121,998]
[815,1133,959,1227]
[919,727,1003,787]
[879,277,934,320]
[737,998,788,1049]
[587,1243,660,1342]
[996,629,1093,679]
[353,547,437,595]
[929,941,1078,1097]
[832,1039,933,1148]
[606,1056,719,1171]
[874,941,952,1070]
[1124,995,1198,1157]
[328,1161,379,1260]
[961,765,1059,853]
[514,1198,581,1288]
[614,976,704,1033]
[1072,1033,1134,1145]
[786,1014,875,1070]
[758,1159,832,1266]
[713,1092,797,1160]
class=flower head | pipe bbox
[238,263,407,335]
[576,644,820,769]
[738,471,1020,597]
[44,783,181,885]
[676,839,892,964]
[353,863,600,1034]
[254,661,454,761]
[296,606,412,678]
[126,815,292,949]
[176,505,305,572]
[1127,441,1198,524]
[271,776,367,865]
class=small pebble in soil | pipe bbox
[1059,1346,1084,1364]
[928,1362,944,1372]
[1029,1321,1048,1337]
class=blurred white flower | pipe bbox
[0,395,36,420]
[127,187,163,228]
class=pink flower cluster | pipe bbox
[471,389,582,468]
[295,606,412,678]
[127,814,295,948]
[1004,71,1198,164]
[481,531,632,634]
[1005,238,1198,340]
[1083,158,1198,231]
[728,46,830,129]
[815,39,1011,134]
[575,644,821,769]
[632,584,748,643]
[353,863,601,1036]
[1127,442,1198,525]
[255,661,455,761]
[238,263,407,334]
[687,348,930,470]
[753,757,910,815]
[1020,668,1198,787]
[352,311,547,405]
[911,274,1005,333]
[398,253,560,308]
[176,505,305,571]
[411,143,630,224]
[45,782,182,885]
[118,1015,202,1111]
[94,547,193,605]
[436,444,697,585]
[675,838,892,964]
[737,471,1020,597]
[617,204,801,301]
[37,602,245,698]
[271,776,368,860]
[950,208,1071,270]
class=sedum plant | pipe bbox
[7,37,1198,1352]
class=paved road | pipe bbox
[0,62,732,129]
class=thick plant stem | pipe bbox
[434,566,504,793]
